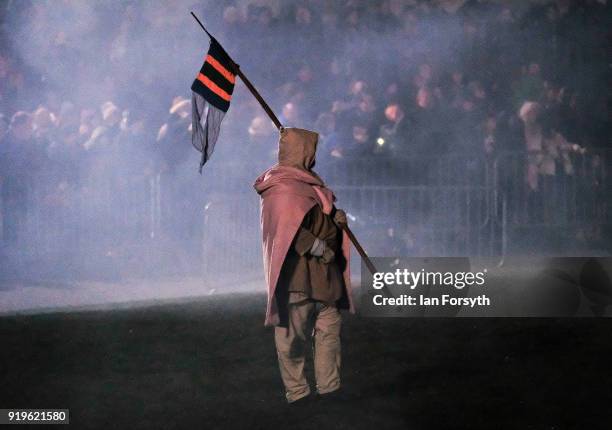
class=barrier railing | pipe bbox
[492,149,610,256]
[1,150,608,280]
[493,150,608,226]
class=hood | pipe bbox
[278,127,318,171]
[254,164,324,196]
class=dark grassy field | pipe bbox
[0,292,610,429]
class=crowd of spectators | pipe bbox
[0,0,610,256]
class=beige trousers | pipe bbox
[274,295,342,403]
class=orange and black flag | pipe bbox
[191,39,236,172]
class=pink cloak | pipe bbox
[253,164,354,326]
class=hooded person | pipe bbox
[254,127,354,403]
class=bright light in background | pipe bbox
[377,137,385,146]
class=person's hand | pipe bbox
[333,209,347,227]
[321,246,335,264]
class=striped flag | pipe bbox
[191,39,236,172]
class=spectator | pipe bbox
[1,112,35,242]
[156,97,191,173]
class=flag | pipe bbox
[191,38,236,172]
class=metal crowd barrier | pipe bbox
[1,150,609,280]
[493,149,610,256]
[200,154,498,279]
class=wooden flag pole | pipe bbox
[341,224,377,274]
[190,11,379,275]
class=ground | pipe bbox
[0,292,610,429]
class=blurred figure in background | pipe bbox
[1,112,35,243]
[156,96,191,174]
